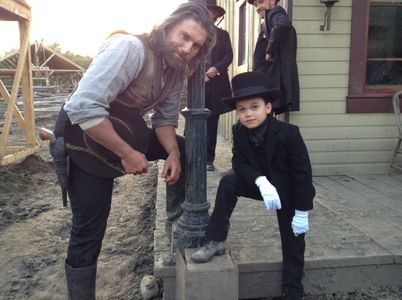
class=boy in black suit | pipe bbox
[191,71,315,300]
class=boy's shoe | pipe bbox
[191,240,226,263]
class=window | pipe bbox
[238,2,247,66]
[347,0,402,113]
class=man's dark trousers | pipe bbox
[66,129,185,268]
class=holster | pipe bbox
[49,137,69,207]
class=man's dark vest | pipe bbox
[116,34,184,115]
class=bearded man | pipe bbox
[53,2,215,299]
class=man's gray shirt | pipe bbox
[64,34,183,130]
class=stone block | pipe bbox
[175,249,239,300]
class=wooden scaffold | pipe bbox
[0,0,39,165]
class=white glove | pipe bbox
[255,176,282,210]
[292,210,309,236]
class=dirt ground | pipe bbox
[1,97,401,300]
[0,98,160,300]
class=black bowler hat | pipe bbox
[64,104,149,178]
[206,0,226,18]
[221,71,280,110]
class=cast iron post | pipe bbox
[175,0,211,252]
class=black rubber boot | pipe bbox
[65,261,97,300]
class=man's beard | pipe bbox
[162,42,188,71]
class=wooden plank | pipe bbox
[19,19,36,146]
[304,138,397,152]
[297,48,350,62]
[298,61,349,75]
[300,87,346,101]
[293,6,352,21]
[0,17,30,155]
[329,175,402,212]
[294,0,352,7]
[299,74,348,88]
[301,126,397,140]
[0,145,39,166]
[291,113,396,127]
[313,175,402,237]
[294,20,351,35]
[312,163,389,176]
[353,175,402,199]
[0,79,25,127]
[298,34,350,49]
[297,101,345,114]
[310,150,394,165]
[0,0,31,21]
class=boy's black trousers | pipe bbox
[206,170,306,297]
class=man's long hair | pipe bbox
[148,1,216,75]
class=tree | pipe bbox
[63,51,92,69]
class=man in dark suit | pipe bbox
[205,0,233,171]
[192,72,315,300]
[248,0,300,115]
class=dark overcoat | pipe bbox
[205,26,233,116]
[253,6,300,114]
[231,116,315,211]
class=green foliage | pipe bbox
[47,42,62,53]
[63,51,92,69]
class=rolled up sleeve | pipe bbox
[151,81,184,129]
[64,34,145,127]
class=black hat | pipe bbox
[221,71,280,110]
[247,0,280,4]
[206,0,226,18]
[64,104,149,178]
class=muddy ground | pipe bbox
[0,98,160,299]
[1,97,401,300]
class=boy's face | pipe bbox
[235,97,272,129]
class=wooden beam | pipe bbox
[0,79,25,127]
[0,14,31,156]
[19,19,36,146]
[0,0,31,21]
[0,145,40,166]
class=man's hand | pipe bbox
[85,118,149,175]
[161,149,181,185]
[121,149,149,175]
[255,176,281,210]
[265,53,274,61]
[205,67,219,79]
[291,210,309,236]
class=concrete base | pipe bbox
[175,249,239,300]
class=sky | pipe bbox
[1,0,186,57]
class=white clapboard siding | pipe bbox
[305,138,397,152]
[300,87,346,101]
[218,0,398,175]
[298,61,349,75]
[300,126,397,140]
[292,1,396,175]
[293,6,352,21]
[298,35,351,49]
[292,112,398,127]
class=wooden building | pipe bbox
[0,0,39,165]
[1,41,85,95]
[217,0,402,175]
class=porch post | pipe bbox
[175,0,211,252]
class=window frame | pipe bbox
[346,0,401,113]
